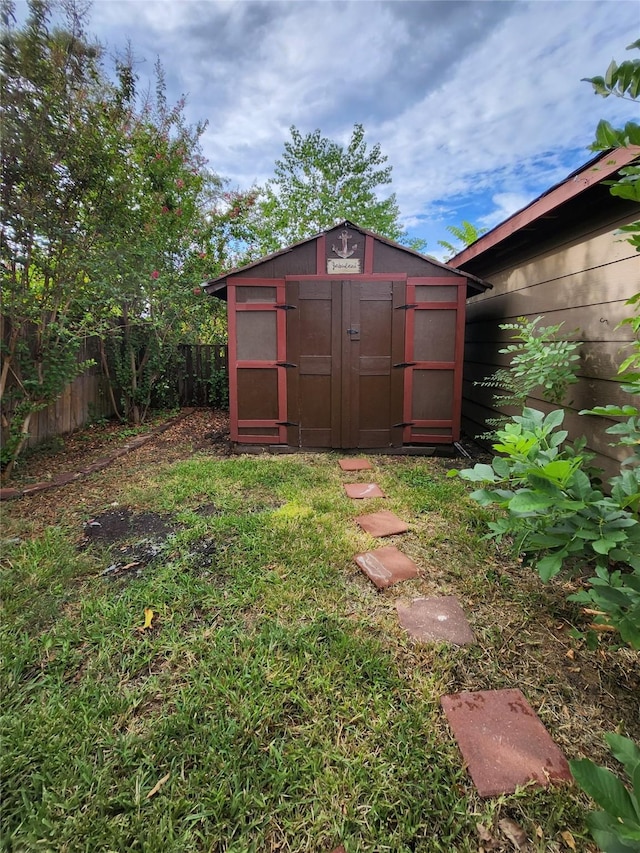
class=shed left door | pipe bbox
[228,279,288,444]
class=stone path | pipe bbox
[339,455,571,801]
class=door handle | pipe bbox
[346,326,360,340]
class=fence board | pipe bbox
[177,344,228,407]
[2,327,228,450]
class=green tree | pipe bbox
[0,0,132,477]
[90,59,225,423]
[583,38,640,249]
[250,124,408,254]
[1,0,228,474]
[438,219,487,259]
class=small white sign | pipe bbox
[327,258,361,274]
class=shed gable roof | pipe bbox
[203,220,489,297]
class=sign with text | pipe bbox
[327,258,361,274]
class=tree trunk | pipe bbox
[130,346,140,425]
[98,337,123,421]
[2,410,32,482]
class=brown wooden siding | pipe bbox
[372,241,459,277]
[234,242,317,279]
[463,209,639,477]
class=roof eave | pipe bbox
[451,147,640,268]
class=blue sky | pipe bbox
[15,0,640,257]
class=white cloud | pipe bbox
[373,1,637,229]
[17,0,637,244]
[479,192,535,230]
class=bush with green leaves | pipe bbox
[583,38,640,249]
[570,733,640,853]
[450,407,640,649]
[475,316,581,435]
[582,290,640,514]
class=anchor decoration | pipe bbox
[332,230,358,259]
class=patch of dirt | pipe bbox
[10,408,230,487]
[83,509,178,543]
[80,503,230,582]
[99,540,170,579]
[81,507,182,580]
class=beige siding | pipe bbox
[464,211,639,476]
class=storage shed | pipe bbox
[204,221,489,450]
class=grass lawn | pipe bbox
[1,415,638,852]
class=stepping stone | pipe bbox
[354,545,419,589]
[440,688,572,797]
[339,458,373,471]
[355,510,408,537]
[344,483,385,499]
[396,596,475,645]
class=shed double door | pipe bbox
[286,278,405,448]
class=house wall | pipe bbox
[463,209,638,480]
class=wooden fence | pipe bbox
[2,336,114,450]
[2,336,229,450]
[177,344,228,407]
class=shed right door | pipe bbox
[285,278,404,448]
[402,277,466,444]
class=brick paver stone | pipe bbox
[396,596,475,645]
[338,458,374,471]
[354,545,419,589]
[440,688,572,797]
[344,483,385,499]
[354,510,408,537]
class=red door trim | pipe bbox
[452,279,467,442]
[228,283,239,442]
[364,235,374,274]
[284,273,407,281]
[316,235,326,274]
[403,277,465,444]
[230,280,288,444]
[227,277,284,286]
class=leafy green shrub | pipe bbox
[450,407,640,648]
[570,733,640,852]
[582,291,640,515]
[475,316,581,435]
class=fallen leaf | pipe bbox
[137,607,155,632]
[560,830,576,850]
[146,771,170,799]
[499,817,528,849]
[477,823,493,842]
[565,649,575,660]
[588,623,616,633]
[536,826,543,839]
[476,823,500,849]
